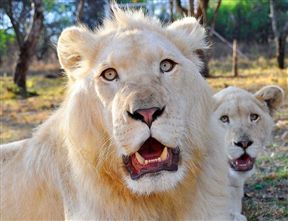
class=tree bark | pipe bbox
[6,0,24,47]
[196,49,210,78]
[269,0,287,69]
[76,0,85,23]
[232,39,238,77]
[196,0,209,25]
[169,0,174,22]
[13,0,44,95]
[175,0,188,16]
[188,0,194,16]
[277,36,286,69]
[195,0,210,77]
[209,0,222,37]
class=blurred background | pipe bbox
[0,1,287,220]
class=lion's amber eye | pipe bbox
[101,68,118,81]
[160,59,176,73]
[250,113,259,122]
[220,115,229,123]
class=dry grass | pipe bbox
[0,56,287,220]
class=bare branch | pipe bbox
[6,0,24,47]
[76,0,85,23]
[174,0,188,16]
[196,0,209,25]
[209,0,222,37]
[188,0,194,16]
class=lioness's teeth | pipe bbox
[135,152,145,165]
[145,160,148,165]
[158,157,161,162]
[160,147,168,161]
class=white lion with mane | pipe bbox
[213,85,284,221]
[1,8,231,220]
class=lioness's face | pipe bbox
[214,86,283,173]
[58,14,211,194]
[94,31,196,194]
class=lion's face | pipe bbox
[57,10,212,194]
[94,31,191,193]
[213,86,284,173]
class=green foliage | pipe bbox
[208,0,288,42]
[0,29,14,56]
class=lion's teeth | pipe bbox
[145,160,148,165]
[158,157,161,162]
[160,147,168,161]
[135,152,145,165]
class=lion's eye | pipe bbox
[101,68,118,81]
[250,113,259,122]
[160,59,176,73]
[220,115,229,123]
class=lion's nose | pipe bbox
[234,140,253,150]
[128,107,165,127]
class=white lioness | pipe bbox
[0,8,231,220]
[213,85,284,221]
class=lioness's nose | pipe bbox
[234,140,253,150]
[128,107,165,127]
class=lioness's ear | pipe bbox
[166,17,207,51]
[255,85,284,115]
[57,26,97,80]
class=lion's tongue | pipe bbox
[138,137,164,160]
[231,154,254,171]
[123,138,179,180]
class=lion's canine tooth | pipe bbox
[135,152,145,165]
[145,160,148,165]
[158,157,161,162]
[160,147,168,161]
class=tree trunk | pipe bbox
[76,0,85,23]
[232,39,238,77]
[188,0,194,16]
[169,0,174,22]
[13,0,44,95]
[196,0,209,25]
[196,49,210,78]
[209,0,222,37]
[269,0,287,69]
[195,0,210,77]
[277,36,286,69]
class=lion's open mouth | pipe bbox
[122,137,180,180]
[229,153,255,172]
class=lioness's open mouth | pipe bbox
[229,153,255,172]
[123,137,180,180]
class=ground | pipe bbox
[0,57,287,220]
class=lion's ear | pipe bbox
[166,17,207,51]
[57,26,97,80]
[255,85,284,115]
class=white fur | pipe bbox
[213,86,284,221]
[1,8,231,220]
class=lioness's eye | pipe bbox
[250,113,259,122]
[160,59,176,73]
[220,115,229,123]
[101,68,118,81]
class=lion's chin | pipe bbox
[124,166,186,195]
[122,137,180,180]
